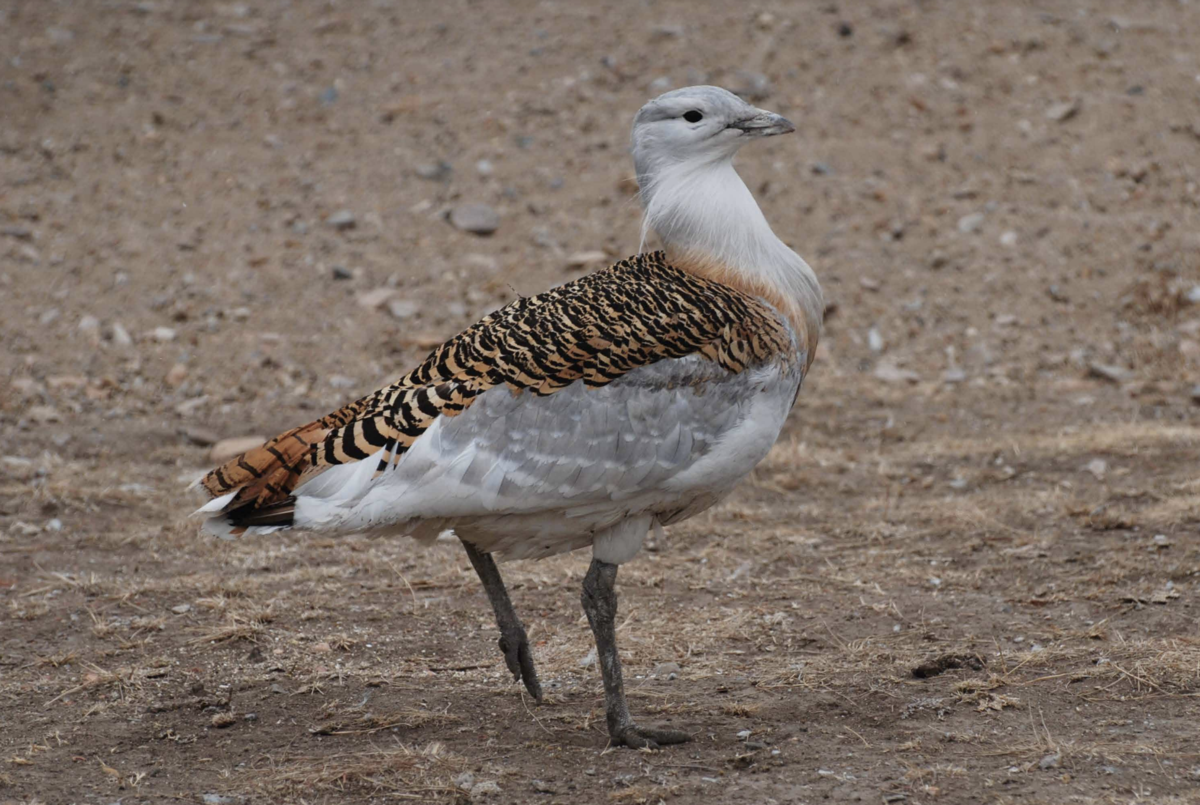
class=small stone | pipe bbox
[39,307,60,326]
[271,684,288,695]
[1087,362,1132,384]
[211,712,237,728]
[210,436,266,464]
[415,161,452,181]
[243,712,257,722]
[449,203,500,235]
[171,604,192,614]
[732,70,772,101]
[565,250,608,269]
[1152,534,1171,549]
[356,287,397,310]
[736,729,753,739]
[475,159,494,176]
[837,21,854,37]
[1190,385,1200,404]
[28,405,61,423]
[867,327,885,353]
[386,298,420,321]
[150,326,177,342]
[312,642,331,654]
[201,795,234,805]
[331,265,353,280]
[874,362,920,384]
[469,780,501,798]
[1045,98,1080,122]
[325,209,356,230]
[654,662,681,677]
[453,772,475,791]
[943,367,967,384]
[165,363,188,387]
[957,212,985,234]
[46,518,63,532]
[1039,753,1062,770]
[78,314,100,334]
[1085,458,1107,479]
[111,322,133,346]
[319,86,339,106]
[531,780,558,794]
[999,230,1018,247]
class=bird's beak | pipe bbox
[727,109,795,137]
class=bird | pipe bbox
[193,85,823,750]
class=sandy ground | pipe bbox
[3,0,1200,803]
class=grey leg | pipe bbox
[581,558,691,749]
[460,538,542,701]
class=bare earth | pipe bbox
[3,1,1200,803]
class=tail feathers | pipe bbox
[196,423,331,530]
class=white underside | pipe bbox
[201,352,804,564]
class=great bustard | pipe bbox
[195,86,823,749]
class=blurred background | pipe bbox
[2,1,1199,802]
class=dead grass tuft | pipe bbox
[259,742,464,800]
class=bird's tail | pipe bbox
[193,423,331,534]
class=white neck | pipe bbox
[638,158,823,350]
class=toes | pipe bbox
[614,725,691,750]
[517,640,543,701]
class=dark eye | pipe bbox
[682,110,703,123]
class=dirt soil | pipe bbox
[3,1,1200,803]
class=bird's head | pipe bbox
[631,85,793,184]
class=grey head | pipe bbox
[630,86,794,185]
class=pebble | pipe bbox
[1190,385,1200,404]
[201,795,235,805]
[1153,534,1171,549]
[331,265,353,280]
[565,250,608,269]
[386,298,420,321]
[39,307,60,326]
[171,604,192,614]
[475,159,494,176]
[943,368,967,384]
[867,327,885,353]
[737,729,752,739]
[450,203,500,235]
[165,363,188,387]
[1045,98,1081,122]
[78,314,100,334]
[415,161,452,181]
[150,326,177,342]
[356,287,397,310]
[1085,458,1107,479]
[873,362,920,384]
[325,209,356,230]
[210,436,266,464]
[957,212,985,234]
[1039,753,1062,770]
[999,230,1018,247]
[28,405,62,423]
[732,70,772,101]
[469,781,501,798]
[1087,362,1131,384]
[453,772,475,791]
[654,661,681,677]
[46,518,63,531]
[111,322,133,346]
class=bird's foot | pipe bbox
[498,629,542,702]
[610,723,691,750]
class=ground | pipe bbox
[2,0,1200,803]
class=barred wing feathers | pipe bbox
[196,252,800,533]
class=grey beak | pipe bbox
[728,110,795,137]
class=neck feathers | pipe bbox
[639,159,823,361]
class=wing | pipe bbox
[217,356,803,560]
[195,252,801,532]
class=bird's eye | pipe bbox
[682,110,703,123]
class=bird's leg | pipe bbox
[460,538,542,701]
[581,558,690,750]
